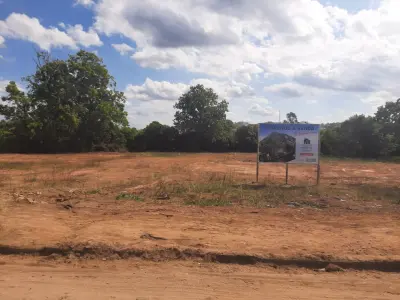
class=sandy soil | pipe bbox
[0,256,399,300]
[1,203,399,262]
[0,153,399,298]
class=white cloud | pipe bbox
[74,0,95,7]
[265,83,305,98]
[66,24,103,47]
[91,0,400,95]
[0,13,76,50]
[0,80,8,97]
[361,91,396,108]
[58,22,66,29]
[248,103,277,117]
[0,13,103,50]
[125,78,188,101]
[112,43,135,55]
[124,78,255,103]
[0,35,4,47]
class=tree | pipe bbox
[174,85,229,150]
[234,124,258,152]
[132,122,178,152]
[284,112,298,124]
[0,81,38,152]
[22,50,129,152]
[375,99,400,155]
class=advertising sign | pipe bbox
[258,123,320,164]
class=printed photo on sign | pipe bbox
[258,123,320,164]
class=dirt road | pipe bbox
[0,256,399,300]
[1,203,399,262]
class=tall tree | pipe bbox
[284,112,298,124]
[375,99,400,155]
[173,84,229,150]
[234,124,258,152]
[23,50,129,152]
[0,81,38,152]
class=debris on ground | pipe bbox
[140,233,168,241]
[315,263,345,272]
[156,193,170,200]
[160,213,173,218]
[287,202,301,208]
[61,203,73,210]
[12,193,37,204]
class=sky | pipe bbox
[0,0,399,129]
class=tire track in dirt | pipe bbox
[1,244,399,273]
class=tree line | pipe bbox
[1,50,399,159]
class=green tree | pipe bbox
[284,112,298,124]
[234,124,258,152]
[375,99,400,155]
[23,50,129,152]
[132,121,177,152]
[174,85,229,149]
[0,81,39,152]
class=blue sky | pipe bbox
[1,0,399,128]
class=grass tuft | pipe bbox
[116,192,144,202]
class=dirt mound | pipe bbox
[1,243,399,272]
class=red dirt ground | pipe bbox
[0,153,399,299]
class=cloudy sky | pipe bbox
[0,0,399,128]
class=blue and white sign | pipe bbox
[258,123,320,164]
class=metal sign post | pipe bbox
[316,129,321,185]
[256,124,260,183]
[285,163,289,185]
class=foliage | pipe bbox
[284,112,298,124]
[1,50,128,153]
[173,84,230,151]
[1,50,399,158]
[234,124,258,152]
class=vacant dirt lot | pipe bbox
[0,153,399,299]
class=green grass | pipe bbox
[86,189,101,195]
[0,161,34,170]
[116,192,144,202]
[149,170,400,207]
[184,197,232,207]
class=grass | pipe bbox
[184,197,232,207]
[149,169,400,207]
[116,192,144,202]
[86,189,101,195]
[0,161,34,170]
[24,173,38,183]
[0,153,399,208]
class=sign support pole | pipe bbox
[285,163,289,185]
[256,124,260,183]
[316,129,321,185]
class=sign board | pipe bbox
[258,123,320,164]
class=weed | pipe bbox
[184,197,232,207]
[86,189,101,195]
[0,161,34,170]
[116,192,144,201]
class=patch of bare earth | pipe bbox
[0,153,399,297]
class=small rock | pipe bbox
[26,197,36,204]
[325,263,344,272]
[157,193,170,200]
[140,232,167,241]
[62,204,73,210]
